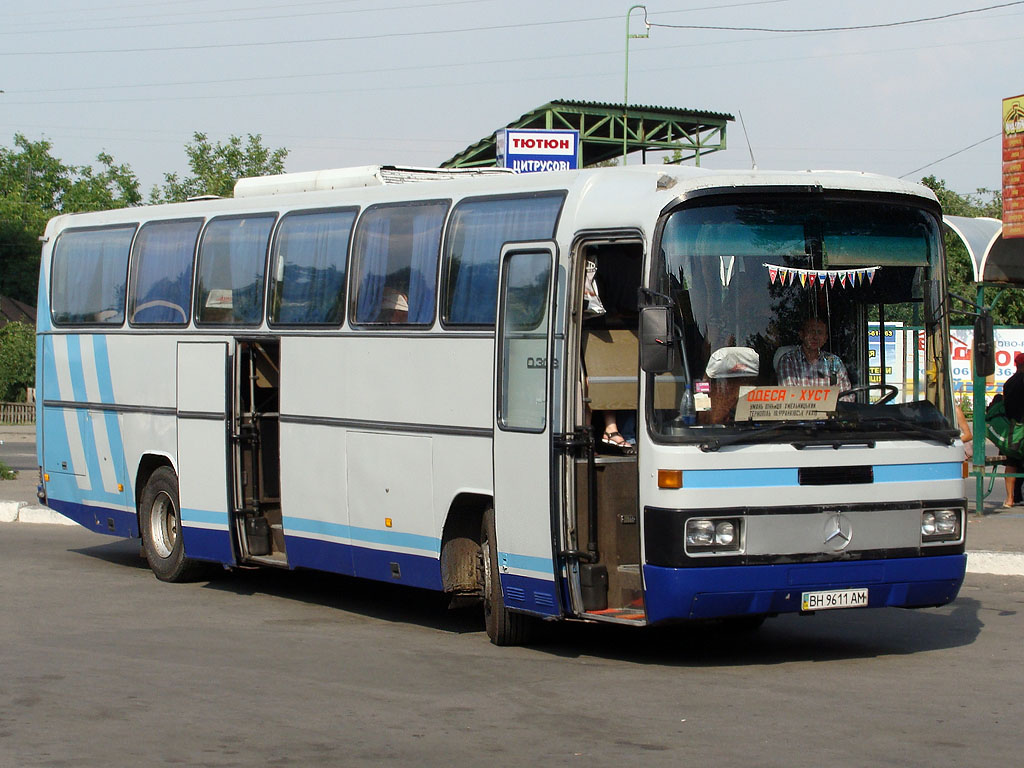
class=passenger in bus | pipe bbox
[380,287,409,323]
[582,246,641,454]
[776,316,851,391]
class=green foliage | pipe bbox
[0,321,36,402]
[151,132,288,203]
[917,176,1020,325]
[0,134,142,304]
[0,460,16,480]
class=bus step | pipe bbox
[584,607,646,622]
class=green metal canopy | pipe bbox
[440,99,733,169]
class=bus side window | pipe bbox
[351,200,448,326]
[268,208,356,327]
[195,214,276,326]
[442,193,565,327]
[51,225,136,326]
[129,218,202,326]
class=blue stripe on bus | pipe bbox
[502,552,554,575]
[92,335,133,499]
[181,508,230,527]
[684,467,798,488]
[47,498,138,539]
[684,462,963,489]
[283,516,441,554]
[873,462,962,482]
[283,534,441,590]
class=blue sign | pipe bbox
[496,129,579,173]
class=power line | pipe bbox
[0,14,620,56]
[899,134,1001,180]
[5,29,1017,105]
[650,1,1024,33]
[0,0,488,37]
[0,1,808,56]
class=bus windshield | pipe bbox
[649,195,954,444]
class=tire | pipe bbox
[480,507,532,646]
[139,467,202,582]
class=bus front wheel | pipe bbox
[480,507,532,646]
[140,467,201,583]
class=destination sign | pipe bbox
[734,386,839,421]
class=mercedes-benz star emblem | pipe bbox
[823,512,853,552]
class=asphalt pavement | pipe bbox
[2,424,1022,574]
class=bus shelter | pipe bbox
[943,215,1024,508]
[440,99,733,168]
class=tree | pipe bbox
[0,134,142,304]
[917,176,1019,324]
[152,132,288,203]
[0,322,36,401]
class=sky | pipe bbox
[1,0,1021,199]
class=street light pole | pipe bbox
[623,5,649,163]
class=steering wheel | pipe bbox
[838,383,899,405]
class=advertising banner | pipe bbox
[866,325,1024,402]
[496,129,579,173]
[1003,93,1024,238]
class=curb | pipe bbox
[966,550,1024,576]
[0,500,75,526]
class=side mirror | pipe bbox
[974,311,995,377]
[639,306,678,374]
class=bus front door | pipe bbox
[491,242,563,628]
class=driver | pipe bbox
[776,316,851,391]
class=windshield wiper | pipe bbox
[699,421,822,452]
[853,416,957,446]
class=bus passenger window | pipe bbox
[196,214,275,325]
[351,200,448,326]
[443,193,565,327]
[51,225,135,326]
[129,218,202,325]
[269,208,355,326]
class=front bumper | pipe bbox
[642,554,966,624]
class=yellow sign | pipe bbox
[1004,93,1024,238]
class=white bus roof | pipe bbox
[42,165,937,240]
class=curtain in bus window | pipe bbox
[51,226,135,325]
[270,210,354,325]
[355,215,390,322]
[353,201,446,325]
[130,219,201,325]
[196,215,274,324]
[445,194,563,326]
[408,212,441,323]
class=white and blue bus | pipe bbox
[36,163,970,644]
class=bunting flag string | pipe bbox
[763,263,879,288]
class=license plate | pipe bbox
[801,588,869,611]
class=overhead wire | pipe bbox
[649,1,1024,33]
[899,134,1002,180]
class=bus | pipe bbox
[35,163,972,645]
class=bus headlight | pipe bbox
[921,508,962,543]
[685,517,742,553]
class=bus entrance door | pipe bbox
[232,340,286,566]
[491,243,563,623]
[176,341,235,564]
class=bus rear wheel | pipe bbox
[480,507,532,646]
[140,467,201,582]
